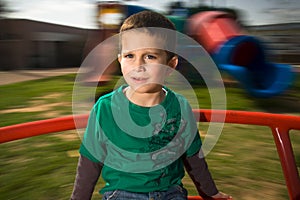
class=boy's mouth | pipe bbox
[131,76,149,83]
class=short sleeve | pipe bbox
[174,92,202,158]
[185,130,202,157]
[79,105,107,163]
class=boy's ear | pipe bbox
[118,54,121,63]
[166,56,178,76]
[167,56,178,69]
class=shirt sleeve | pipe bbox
[80,104,107,163]
[183,150,219,197]
[185,130,202,157]
[70,155,103,200]
[177,93,202,158]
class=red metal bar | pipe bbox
[271,127,300,200]
[0,114,89,143]
[0,109,299,199]
[197,109,300,200]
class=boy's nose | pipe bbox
[135,65,146,72]
[134,57,146,71]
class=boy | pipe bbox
[71,11,231,200]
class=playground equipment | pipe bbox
[1,110,300,200]
[186,11,294,98]
[96,2,294,98]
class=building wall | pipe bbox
[0,19,113,70]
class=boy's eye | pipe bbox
[124,54,133,59]
[145,55,156,60]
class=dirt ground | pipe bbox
[0,68,78,86]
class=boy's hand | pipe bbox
[211,191,233,199]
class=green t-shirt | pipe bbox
[80,85,201,193]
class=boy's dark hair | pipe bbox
[120,10,176,31]
[119,11,177,60]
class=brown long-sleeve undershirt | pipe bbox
[70,151,218,199]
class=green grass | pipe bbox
[0,73,299,200]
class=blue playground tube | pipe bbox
[213,35,294,97]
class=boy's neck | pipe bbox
[124,86,166,107]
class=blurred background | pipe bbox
[0,1,299,200]
[0,0,299,70]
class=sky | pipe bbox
[3,0,300,29]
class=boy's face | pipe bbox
[118,31,177,93]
